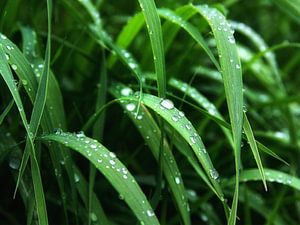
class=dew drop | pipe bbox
[11,64,17,70]
[74,173,80,183]
[146,210,154,217]
[209,169,219,180]
[109,152,116,158]
[90,144,97,149]
[89,213,98,222]
[109,159,116,165]
[9,157,20,170]
[121,87,133,96]
[126,103,136,112]
[175,177,181,184]
[160,99,174,110]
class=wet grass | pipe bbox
[0,0,300,224]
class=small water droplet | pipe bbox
[175,177,181,184]
[90,144,97,149]
[121,87,133,96]
[89,212,98,222]
[11,64,17,70]
[126,103,136,112]
[9,157,20,169]
[74,173,80,182]
[160,99,174,110]
[209,169,219,180]
[146,210,154,217]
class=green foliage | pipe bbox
[0,0,300,224]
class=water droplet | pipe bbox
[236,64,241,69]
[9,157,20,169]
[209,169,219,180]
[76,131,85,138]
[126,103,136,112]
[171,115,179,122]
[160,99,174,110]
[109,152,116,158]
[178,111,185,117]
[11,64,17,70]
[175,177,181,184]
[123,175,128,179]
[190,136,196,144]
[121,87,133,96]
[90,144,97,149]
[119,194,124,200]
[109,159,116,165]
[74,173,80,182]
[22,79,28,86]
[146,210,154,217]
[89,212,98,222]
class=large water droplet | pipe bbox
[175,177,181,184]
[160,99,174,110]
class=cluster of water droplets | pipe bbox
[199,5,242,70]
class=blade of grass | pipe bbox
[111,91,225,200]
[240,169,300,191]
[41,131,160,225]
[0,45,48,225]
[243,112,267,190]
[110,83,191,225]
[192,5,244,224]
[137,0,166,98]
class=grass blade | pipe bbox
[193,5,243,224]
[243,112,267,190]
[110,83,191,225]
[137,0,166,97]
[41,131,160,225]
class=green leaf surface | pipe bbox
[41,131,160,225]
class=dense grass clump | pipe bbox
[1,0,300,224]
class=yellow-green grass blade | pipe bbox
[192,5,243,224]
[138,0,166,98]
[41,131,160,225]
[243,112,267,190]
[110,83,191,225]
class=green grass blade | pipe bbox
[0,44,48,225]
[169,78,233,147]
[41,131,160,225]
[114,92,224,200]
[138,0,166,97]
[243,112,267,190]
[158,8,220,70]
[0,98,14,125]
[193,5,243,224]
[239,169,300,191]
[111,83,191,225]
